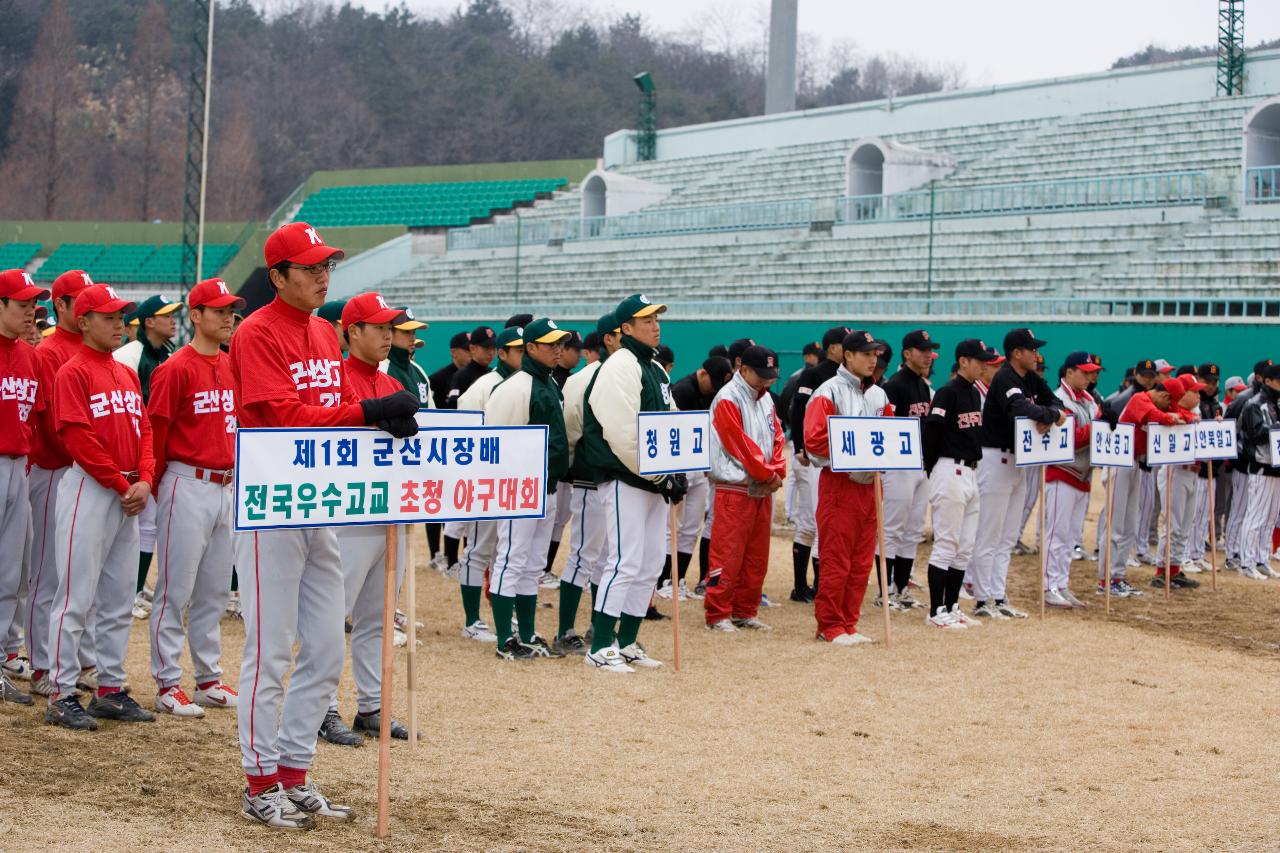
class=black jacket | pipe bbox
[978,363,1062,451]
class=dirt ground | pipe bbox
[3,487,1279,852]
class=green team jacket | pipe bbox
[581,335,672,494]
[486,355,569,492]
[386,346,430,405]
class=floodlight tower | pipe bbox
[634,72,657,162]
[1217,0,1244,97]
[765,0,798,114]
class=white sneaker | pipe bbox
[845,632,875,645]
[948,604,980,627]
[394,610,424,630]
[194,681,238,709]
[971,602,1008,620]
[617,642,662,668]
[1044,588,1072,609]
[927,608,966,630]
[445,562,461,580]
[1181,560,1204,574]
[959,584,974,601]
[707,619,738,633]
[285,781,354,822]
[584,646,634,673]
[155,685,205,717]
[1059,589,1087,609]
[995,601,1029,619]
[1070,546,1087,562]
[461,620,498,642]
[679,579,699,600]
[655,581,673,600]
[538,571,559,590]
[241,783,314,830]
[1125,557,1140,569]
[731,617,772,631]
[2,656,33,680]
[1241,565,1267,580]
[31,674,54,697]
[1262,563,1280,579]
[132,590,152,620]
[223,591,242,621]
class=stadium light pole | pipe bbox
[633,72,657,162]
[196,0,215,281]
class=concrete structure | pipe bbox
[764,0,798,115]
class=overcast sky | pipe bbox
[339,0,1280,88]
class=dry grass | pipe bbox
[3,488,1278,852]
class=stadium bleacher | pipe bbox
[23,242,239,284]
[0,242,40,270]
[294,178,568,228]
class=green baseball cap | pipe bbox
[317,299,347,323]
[496,327,524,347]
[596,312,619,336]
[524,317,570,344]
[127,293,183,326]
[613,293,666,324]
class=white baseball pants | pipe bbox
[1136,468,1157,560]
[458,520,497,588]
[672,470,709,555]
[1154,466,1198,568]
[1105,465,1145,580]
[149,464,234,689]
[443,519,467,542]
[48,466,138,697]
[595,480,667,618]
[1240,474,1280,568]
[237,526,345,777]
[549,481,573,545]
[1225,469,1250,560]
[882,468,928,560]
[26,465,93,672]
[1044,480,1089,590]
[1018,465,1041,543]
[792,459,819,555]
[0,457,31,659]
[138,493,157,554]
[490,490,558,597]
[1186,476,1211,562]
[335,524,406,713]
[561,486,605,590]
[969,449,1028,603]
[926,461,979,571]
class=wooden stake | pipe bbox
[406,530,417,751]
[1163,466,1173,602]
[1103,469,1115,616]
[668,503,682,671]
[1039,466,1047,619]
[874,473,891,648]
[1207,462,1218,592]
[376,526,397,839]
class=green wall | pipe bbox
[410,318,1277,391]
[306,159,595,192]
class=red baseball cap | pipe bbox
[74,284,137,318]
[188,277,246,311]
[341,292,407,330]
[1180,374,1208,392]
[264,222,345,268]
[0,269,50,301]
[52,270,94,301]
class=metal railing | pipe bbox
[1244,165,1280,203]
[836,170,1210,224]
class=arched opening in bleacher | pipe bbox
[582,174,607,218]
[1244,98,1280,201]
[847,142,885,197]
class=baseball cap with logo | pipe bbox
[1254,359,1274,378]
[496,327,524,348]
[821,326,849,350]
[470,326,497,348]
[727,338,755,363]
[986,347,1006,365]
[1225,375,1246,391]
[1263,364,1280,382]
[524,318,570,345]
[596,312,620,337]
[740,345,780,380]
[129,294,183,327]
[1153,358,1175,375]
[264,221,345,268]
[394,307,428,332]
[901,329,940,352]
[614,293,666,324]
[0,269,50,301]
[703,356,733,390]
[562,330,584,350]
[1003,327,1047,353]
[51,270,93,301]
[1197,363,1220,381]
[1181,374,1209,392]
[955,339,1000,362]
[842,329,880,353]
[341,292,408,330]
[505,313,533,329]
[1089,353,1104,371]
[75,284,137,318]
[448,331,471,349]
[188,278,246,311]
[1063,351,1102,373]
[1135,359,1157,375]
[317,299,347,323]
[802,341,822,357]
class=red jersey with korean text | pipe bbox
[148,344,235,473]
[29,326,82,470]
[54,344,155,494]
[0,334,42,456]
[344,354,401,402]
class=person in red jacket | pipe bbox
[46,284,157,731]
[230,223,419,830]
[704,346,786,632]
[0,269,49,705]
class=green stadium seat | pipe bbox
[0,242,41,270]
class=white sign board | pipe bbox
[1089,421,1136,468]
[1269,426,1280,467]
[1014,416,1075,466]
[416,408,484,428]
[826,416,923,472]
[637,411,712,475]
[1194,419,1236,461]
[1147,423,1196,466]
[234,425,548,531]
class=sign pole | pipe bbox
[1039,466,1047,619]
[1163,467,1173,602]
[1207,463,1218,592]
[874,472,892,647]
[406,531,418,751]
[1103,470,1115,616]
[376,526,397,839]
[668,503,682,671]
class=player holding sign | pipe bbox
[1236,364,1280,579]
[146,278,243,718]
[230,223,419,830]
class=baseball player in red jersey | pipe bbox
[146,278,243,718]
[26,271,98,697]
[230,223,419,830]
[45,284,157,730]
[0,269,49,704]
[803,330,892,645]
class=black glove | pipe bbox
[361,390,418,425]
[378,415,419,439]
[659,472,689,504]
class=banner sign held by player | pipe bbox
[1267,426,1280,467]
[1147,423,1196,466]
[637,410,711,476]
[234,425,548,531]
[1089,421,1135,468]
[1193,419,1236,461]
[416,408,484,428]
[826,416,923,472]
[1014,416,1075,466]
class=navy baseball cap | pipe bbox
[740,345,779,380]
[703,356,733,389]
[505,313,533,329]
[955,339,999,362]
[1003,327,1047,354]
[1135,358,1157,375]
[448,331,470,349]
[801,341,822,357]
[469,326,497,347]
[1063,351,1101,373]
[821,326,849,349]
[562,330,583,350]
[842,329,880,353]
[901,329,939,352]
[727,338,754,363]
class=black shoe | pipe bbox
[46,695,98,731]
[344,617,352,634]
[552,632,588,655]
[352,710,412,740]
[804,585,817,601]
[1170,573,1200,589]
[0,674,32,705]
[524,633,565,658]
[788,588,808,603]
[644,605,668,621]
[495,636,537,661]
[318,709,364,746]
[87,690,155,723]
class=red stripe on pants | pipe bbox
[703,489,773,625]
[814,468,876,641]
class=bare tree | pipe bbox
[121,0,183,221]
[208,94,264,220]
